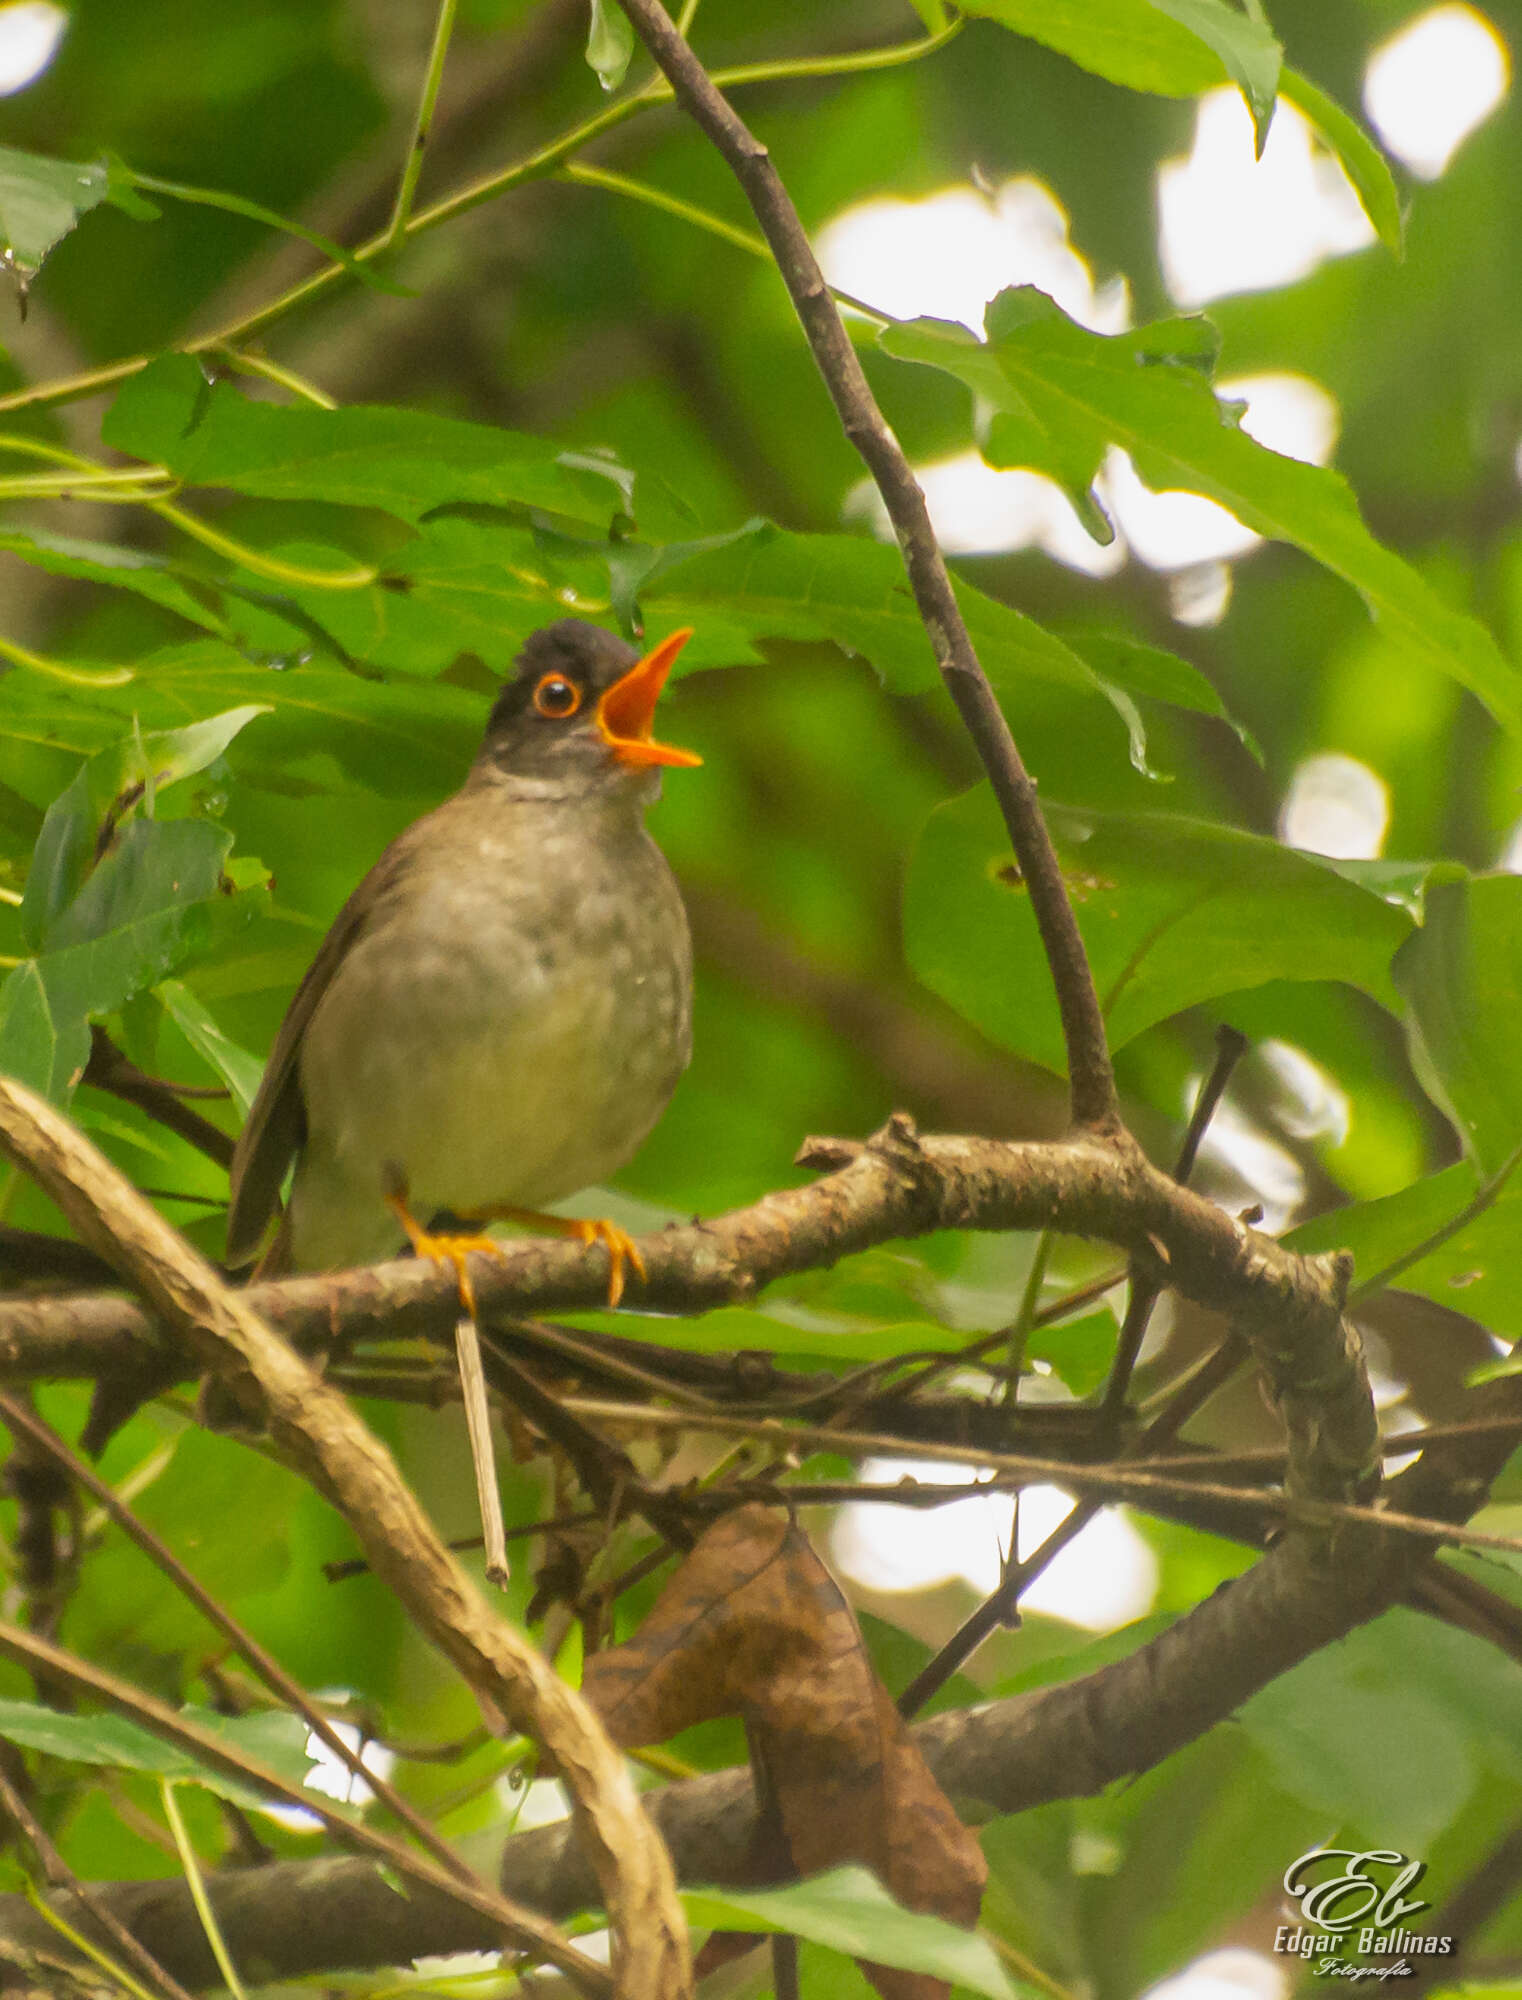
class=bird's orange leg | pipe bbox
[383,1175,643,1310]
[384,1181,505,1317]
[463,1206,646,1309]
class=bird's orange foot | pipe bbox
[469,1205,645,1308]
[385,1186,504,1317]
[565,1215,646,1310]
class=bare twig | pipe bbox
[1100,1024,1249,1424]
[455,1315,510,1586]
[612,0,1118,1132]
[83,1031,234,1173]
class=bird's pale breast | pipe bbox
[287,791,691,1270]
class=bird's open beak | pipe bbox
[596,628,703,769]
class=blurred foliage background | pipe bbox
[1,0,1522,1994]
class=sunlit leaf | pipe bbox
[906,787,1414,1072]
[1281,66,1404,256]
[958,0,1281,146]
[1394,875,1522,1176]
[102,355,633,527]
[882,294,1522,731]
[684,1868,1015,1999]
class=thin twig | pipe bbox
[613,0,1118,1131]
[561,1400,1521,1558]
[159,1780,248,2000]
[0,1617,603,1990]
[84,1029,234,1173]
[903,1029,1252,1713]
[386,0,460,248]
[1100,1024,1249,1425]
[455,1315,510,1586]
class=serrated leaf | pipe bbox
[101,355,632,527]
[0,819,233,1102]
[906,788,1415,1074]
[0,527,231,638]
[882,294,1522,732]
[958,0,1281,146]
[1281,66,1404,257]
[0,146,110,274]
[21,705,269,946]
[1393,875,1522,1177]
[1070,627,1262,761]
[683,1868,1016,1999]
[637,520,1142,728]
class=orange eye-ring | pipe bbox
[533,673,582,719]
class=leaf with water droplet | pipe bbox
[586,0,634,91]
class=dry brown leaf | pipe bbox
[582,1504,987,1999]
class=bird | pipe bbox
[225,618,701,1309]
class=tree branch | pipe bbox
[0,1117,1346,1385]
[611,0,1118,1131]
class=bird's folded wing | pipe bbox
[225,840,409,1266]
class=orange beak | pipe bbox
[596,627,702,769]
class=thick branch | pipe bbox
[0,1078,690,2000]
[612,0,1117,1131]
[0,1118,1346,1383]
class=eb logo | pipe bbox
[1282,1848,1431,1934]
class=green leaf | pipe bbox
[586,0,635,91]
[881,295,1522,732]
[1146,0,1281,146]
[101,355,631,527]
[1067,627,1262,761]
[21,705,269,948]
[0,146,122,276]
[639,520,1163,760]
[280,515,613,675]
[1280,66,1404,257]
[1026,1309,1118,1397]
[905,788,1414,1074]
[1290,1160,1522,1349]
[0,961,72,1101]
[1393,876,1522,1176]
[1237,1614,1478,1848]
[0,819,233,1102]
[0,1697,313,1810]
[682,1867,1016,1999]
[156,977,264,1115]
[958,0,1281,148]
[0,528,232,638]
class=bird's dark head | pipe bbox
[475,620,700,790]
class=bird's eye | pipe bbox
[533,674,581,719]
